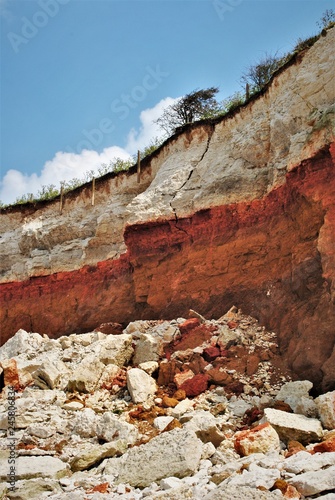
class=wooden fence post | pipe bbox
[246,83,250,100]
[59,183,64,214]
[137,150,141,183]
[91,177,95,206]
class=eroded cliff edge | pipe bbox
[1,27,334,392]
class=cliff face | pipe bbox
[1,28,334,392]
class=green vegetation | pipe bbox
[240,52,283,94]
[2,10,333,210]
[155,87,221,135]
[1,139,165,208]
[317,8,335,29]
[221,91,245,114]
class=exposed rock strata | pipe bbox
[0,27,335,391]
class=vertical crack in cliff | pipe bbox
[170,124,215,234]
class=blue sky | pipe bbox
[0,0,333,204]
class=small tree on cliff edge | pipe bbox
[155,87,221,135]
[240,52,282,94]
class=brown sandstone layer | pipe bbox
[1,143,334,393]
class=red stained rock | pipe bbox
[219,349,229,358]
[162,395,179,408]
[180,373,209,397]
[312,435,335,453]
[246,354,261,376]
[165,324,216,357]
[94,322,124,335]
[207,367,233,386]
[226,357,247,374]
[272,480,301,499]
[186,353,208,375]
[273,400,293,413]
[174,370,194,389]
[87,483,109,494]
[234,422,280,456]
[227,345,248,358]
[285,440,307,457]
[157,360,180,386]
[225,381,245,396]
[242,407,264,427]
[173,389,186,401]
[203,346,221,362]
[227,320,239,329]
[1,359,20,389]
[179,318,200,335]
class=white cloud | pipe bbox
[125,97,176,154]
[0,97,178,205]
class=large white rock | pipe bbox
[288,464,335,496]
[0,329,44,360]
[263,408,323,444]
[139,360,159,375]
[71,408,98,438]
[0,456,69,480]
[283,450,335,474]
[26,422,55,439]
[182,410,225,447]
[103,428,203,487]
[133,333,161,364]
[222,462,280,490]
[67,355,104,393]
[97,363,121,390]
[315,391,335,430]
[275,380,317,416]
[126,368,157,403]
[170,399,195,418]
[217,325,240,348]
[33,359,68,390]
[204,485,283,499]
[234,423,281,456]
[275,380,313,401]
[91,333,133,367]
[2,478,62,499]
[97,412,138,445]
[70,440,127,472]
[154,416,175,431]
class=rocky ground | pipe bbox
[0,308,334,499]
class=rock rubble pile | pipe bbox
[0,308,334,499]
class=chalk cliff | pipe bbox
[1,27,334,393]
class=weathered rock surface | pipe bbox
[102,428,203,487]
[288,464,335,496]
[315,391,335,430]
[97,412,138,445]
[263,408,323,444]
[1,28,335,394]
[0,456,69,480]
[126,367,157,403]
[70,441,127,472]
[234,422,281,456]
[3,478,63,499]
